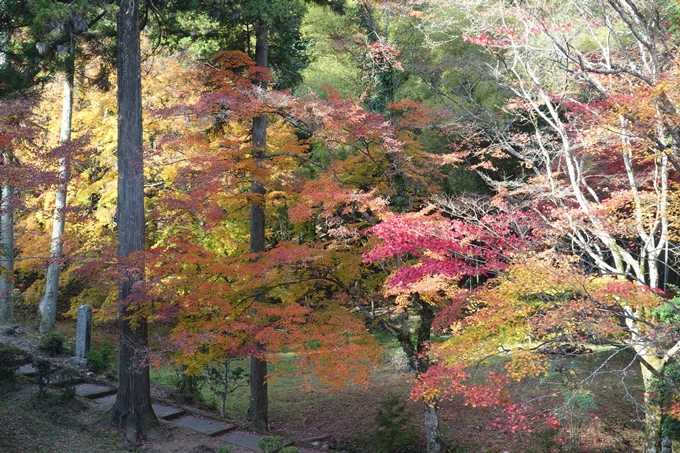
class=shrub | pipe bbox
[0,344,26,381]
[37,332,68,356]
[372,394,419,453]
[172,367,205,403]
[85,343,115,374]
[33,358,56,393]
[258,435,287,453]
[217,447,233,453]
[279,447,300,453]
[33,358,78,402]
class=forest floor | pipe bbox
[0,320,648,453]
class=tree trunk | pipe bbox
[40,60,73,334]
[247,21,269,433]
[387,296,443,453]
[109,0,155,442]
[0,0,10,323]
[641,354,665,453]
[247,342,268,432]
[221,360,228,418]
[424,403,442,453]
[0,179,13,322]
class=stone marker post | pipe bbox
[662,437,672,453]
[75,305,92,360]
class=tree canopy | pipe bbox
[4,0,680,451]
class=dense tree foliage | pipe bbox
[5,0,680,451]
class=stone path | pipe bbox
[218,430,263,450]
[16,364,323,452]
[75,383,116,399]
[17,364,36,377]
[173,415,235,436]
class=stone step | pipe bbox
[75,383,116,399]
[93,394,116,406]
[217,430,264,450]
[92,395,185,421]
[17,364,36,377]
[152,404,185,420]
[172,415,235,437]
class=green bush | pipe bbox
[372,394,419,453]
[33,358,56,393]
[85,343,115,374]
[37,332,68,356]
[279,447,300,453]
[258,435,287,453]
[217,447,233,453]
[33,358,78,402]
[0,344,26,381]
[172,367,205,403]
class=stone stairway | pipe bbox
[16,364,323,453]
[73,382,323,453]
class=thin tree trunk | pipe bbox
[384,295,443,453]
[221,360,228,418]
[248,22,269,433]
[0,179,13,322]
[641,354,665,453]
[40,60,73,333]
[424,403,442,453]
[0,15,11,323]
[417,298,442,453]
[109,0,155,441]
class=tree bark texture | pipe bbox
[40,63,73,334]
[387,296,443,453]
[641,354,664,453]
[247,342,269,432]
[424,403,442,453]
[0,179,13,322]
[247,22,269,433]
[0,0,11,322]
[109,0,155,441]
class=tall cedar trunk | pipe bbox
[247,22,269,433]
[109,0,155,441]
[40,61,73,333]
[0,179,13,322]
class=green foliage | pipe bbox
[205,362,249,398]
[37,332,72,356]
[85,342,115,374]
[217,446,233,453]
[258,435,288,453]
[0,344,27,381]
[654,290,680,324]
[656,363,680,440]
[372,394,419,453]
[33,358,56,393]
[32,358,77,402]
[279,447,300,453]
[173,367,206,403]
[296,4,362,97]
